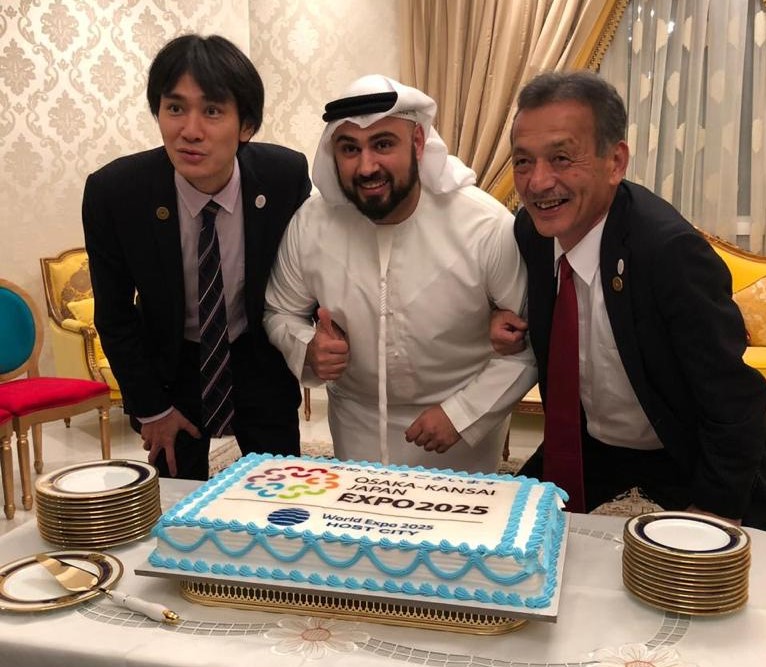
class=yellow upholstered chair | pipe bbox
[698,229,766,378]
[39,248,122,405]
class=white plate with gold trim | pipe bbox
[0,550,122,612]
[625,511,749,558]
[35,460,157,500]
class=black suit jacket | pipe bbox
[515,180,766,521]
[82,142,311,420]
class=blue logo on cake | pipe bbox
[268,508,310,526]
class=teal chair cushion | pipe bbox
[0,287,36,374]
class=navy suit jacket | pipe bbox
[82,142,311,420]
[515,180,766,522]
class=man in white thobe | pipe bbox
[264,75,536,473]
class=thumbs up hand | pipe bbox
[307,306,349,380]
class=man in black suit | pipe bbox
[83,34,311,479]
[492,71,766,528]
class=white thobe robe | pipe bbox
[264,187,537,473]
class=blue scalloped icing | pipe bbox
[151,452,568,608]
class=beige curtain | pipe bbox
[399,0,628,204]
[599,0,766,250]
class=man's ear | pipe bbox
[413,124,426,160]
[608,140,630,185]
[239,122,256,143]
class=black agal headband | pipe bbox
[322,91,398,122]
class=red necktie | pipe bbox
[543,255,586,512]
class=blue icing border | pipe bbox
[147,545,551,608]
[153,452,568,607]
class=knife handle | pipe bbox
[105,589,180,623]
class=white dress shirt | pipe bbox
[556,220,663,450]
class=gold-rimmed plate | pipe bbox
[36,509,161,536]
[35,478,159,505]
[35,492,161,522]
[625,512,749,560]
[38,521,157,550]
[0,550,122,613]
[622,559,748,596]
[622,568,748,605]
[622,544,751,575]
[623,573,748,616]
[623,531,750,567]
[37,498,161,526]
[622,551,750,588]
[36,481,159,510]
[35,460,157,500]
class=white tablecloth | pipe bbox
[0,479,764,667]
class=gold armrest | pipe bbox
[49,319,105,384]
[60,317,90,333]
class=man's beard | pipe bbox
[341,146,420,221]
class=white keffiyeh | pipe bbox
[311,74,476,206]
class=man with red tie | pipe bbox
[492,71,766,528]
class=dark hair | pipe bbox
[513,71,626,156]
[146,34,264,134]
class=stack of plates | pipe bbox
[35,460,161,549]
[622,511,750,616]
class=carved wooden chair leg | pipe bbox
[15,429,33,511]
[0,433,15,519]
[32,422,44,473]
[99,405,111,459]
[64,417,71,428]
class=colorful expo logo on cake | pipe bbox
[244,465,339,499]
[267,507,311,526]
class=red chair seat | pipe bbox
[0,378,110,416]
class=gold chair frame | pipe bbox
[0,414,13,519]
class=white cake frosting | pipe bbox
[149,453,568,609]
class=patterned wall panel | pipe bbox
[250,0,399,169]
[0,0,398,373]
[0,0,249,371]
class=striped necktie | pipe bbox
[198,200,234,437]
[543,255,586,512]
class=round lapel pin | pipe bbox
[155,206,170,220]
[612,276,624,292]
[255,194,266,209]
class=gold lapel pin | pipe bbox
[155,206,170,221]
[612,258,625,291]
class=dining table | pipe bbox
[0,477,763,667]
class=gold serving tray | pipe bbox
[179,578,528,635]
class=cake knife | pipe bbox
[35,554,181,624]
